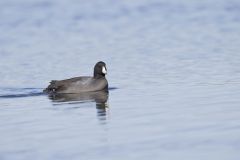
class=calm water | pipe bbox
[1,0,240,159]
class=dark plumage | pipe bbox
[48,90,108,103]
[44,61,108,94]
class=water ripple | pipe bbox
[0,87,45,99]
[0,87,118,99]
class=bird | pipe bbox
[43,61,108,94]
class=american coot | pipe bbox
[44,61,108,94]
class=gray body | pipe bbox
[44,61,108,94]
[49,90,108,103]
[44,76,108,94]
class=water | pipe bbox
[1,0,240,159]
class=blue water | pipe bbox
[1,0,240,159]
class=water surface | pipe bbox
[0,0,240,160]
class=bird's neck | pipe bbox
[94,73,105,79]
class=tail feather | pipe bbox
[43,80,59,93]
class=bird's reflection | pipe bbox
[48,90,109,122]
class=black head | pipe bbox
[94,61,107,78]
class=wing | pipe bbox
[43,77,91,93]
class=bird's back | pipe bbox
[44,76,108,94]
